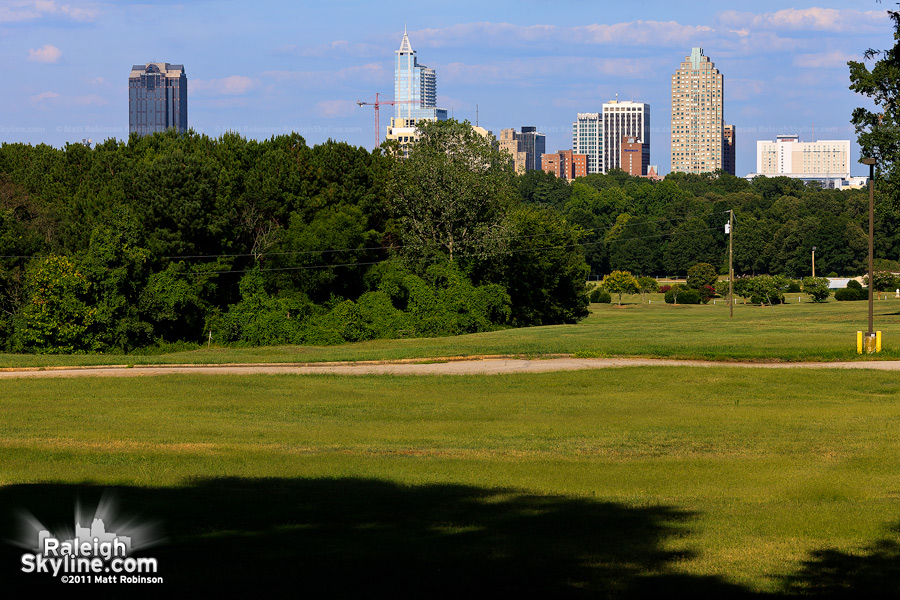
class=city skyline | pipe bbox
[0,0,891,176]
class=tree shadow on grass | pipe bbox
[0,477,757,597]
[776,524,900,597]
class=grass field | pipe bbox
[2,294,900,368]
[2,368,900,594]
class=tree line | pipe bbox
[0,120,896,354]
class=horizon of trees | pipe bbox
[0,126,895,353]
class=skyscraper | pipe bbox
[670,48,725,174]
[572,113,602,175]
[128,63,187,136]
[386,27,447,151]
[602,100,649,174]
[499,126,545,173]
[393,26,447,123]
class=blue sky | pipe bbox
[0,0,893,176]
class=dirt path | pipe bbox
[3,357,900,378]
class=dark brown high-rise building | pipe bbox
[723,124,736,175]
[620,136,649,177]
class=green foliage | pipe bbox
[486,205,589,326]
[14,254,99,353]
[686,263,718,289]
[664,287,700,304]
[847,279,863,291]
[744,275,790,305]
[864,270,900,292]
[387,119,516,265]
[602,270,639,304]
[636,276,659,302]
[589,287,612,303]
[835,287,866,301]
[849,9,900,208]
[801,277,832,302]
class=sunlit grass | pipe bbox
[2,368,899,592]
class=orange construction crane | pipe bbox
[356,93,415,149]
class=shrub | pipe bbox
[665,287,700,304]
[835,287,867,301]
[801,276,831,302]
[786,280,802,293]
[687,263,718,289]
[659,285,672,294]
[847,279,863,291]
[589,287,612,303]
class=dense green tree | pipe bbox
[802,276,832,302]
[387,119,516,266]
[14,254,98,353]
[849,8,900,207]
[602,270,639,305]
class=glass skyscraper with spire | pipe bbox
[393,27,447,123]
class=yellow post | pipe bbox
[857,331,863,354]
[876,331,882,353]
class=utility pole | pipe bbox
[728,210,734,318]
[863,158,877,349]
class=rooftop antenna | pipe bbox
[476,104,479,127]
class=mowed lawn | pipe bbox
[2,368,899,595]
[2,294,899,368]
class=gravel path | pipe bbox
[3,357,900,378]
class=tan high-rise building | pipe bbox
[671,47,724,174]
[498,126,545,174]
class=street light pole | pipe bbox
[862,157,877,347]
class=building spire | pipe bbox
[398,24,413,54]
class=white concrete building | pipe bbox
[602,100,649,173]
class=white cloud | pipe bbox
[29,91,60,103]
[314,99,357,118]
[28,90,107,106]
[262,63,385,88]
[27,44,61,63]
[192,76,258,96]
[572,21,714,46]
[409,20,713,49]
[718,8,886,33]
[276,40,383,58]
[442,56,656,86]
[0,1,99,23]
[729,78,767,101]
[793,51,858,69]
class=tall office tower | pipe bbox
[128,63,187,136]
[602,100,649,174]
[572,113,602,174]
[723,124,736,175]
[393,26,447,123]
[499,126,545,173]
[671,47,724,174]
